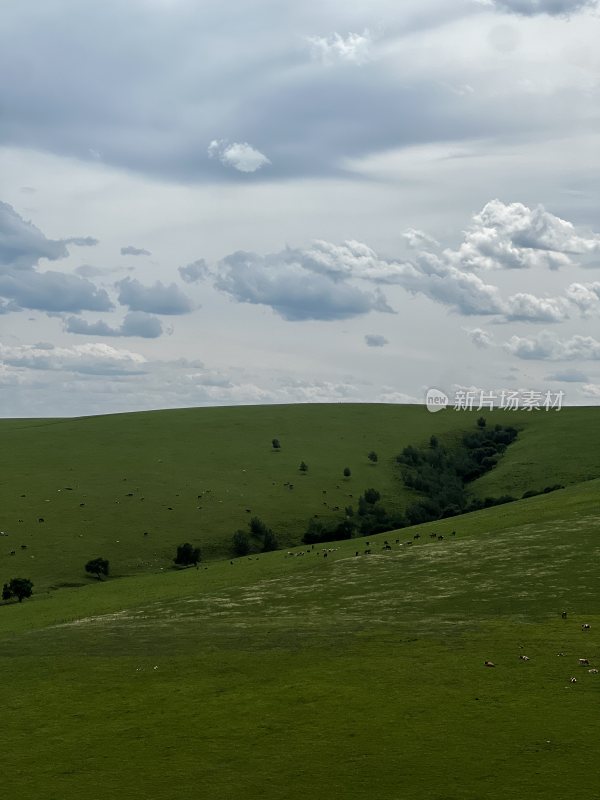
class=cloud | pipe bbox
[545,368,590,382]
[0,341,147,375]
[116,277,194,314]
[465,327,494,348]
[214,248,393,321]
[445,200,600,272]
[566,282,600,315]
[178,259,208,284]
[120,245,151,256]
[64,311,163,338]
[64,236,99,247]
[0,269,112,313]
[307,30,372,65]
[582,383,600,398]
[490,0,597,16]
[0,200,67,269]
[505,331,600,360]
[0,202,112,313]
[213,219,576,324]
[365,334,389,347]
[208,140,271,173]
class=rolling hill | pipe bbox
[2,404,600,591]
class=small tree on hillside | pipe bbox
[85,557,110,580]
[272,438,281,451]
[174,543,201,567]
[477,416,486,428]
[299,461,308,472]
[262,529,279,552]
[232,530,251,556]
[343,467,352,478]
[4,578,33,603]
[363,488,381,505]
[368,451,378,464]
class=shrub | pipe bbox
[85,557,110,580]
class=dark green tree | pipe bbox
[368,451,378,464]
[174,543,201,567]
[299,461,308,472]
[362,488,381,505]
[262,529,279,552]
[85,557,110,580]
[232,530,251,556]
[343,467,351,478]
[2,583,12,602]
[272,438,281,450]
[477,416,487,428]
[6,578,33,603]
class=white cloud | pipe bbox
[445,200,600,272]
[0,341,148,375]
[215,248,393,321]
[465,327,494,348]
[208,140,271,173]
[307,30,372,65]
[505,331,600,360]
[582,383,600,398]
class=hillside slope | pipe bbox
[1,404,599,590]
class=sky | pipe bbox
[1,0,600,416]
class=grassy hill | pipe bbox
[2,404,600,591]
[1,476,600,799]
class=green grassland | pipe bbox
[1,474,600,799]
[2,404,600,592]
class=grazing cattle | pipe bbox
[80,503,85,507]
[9,550,15,556]
[589,669,599,674]
[167,507,173,511]
[323,552,328,558]
[570,677,577,683]
[395,539,400,544]
[561,611,567,619]
[20,544,27,550]
[582,624,591,631]
[143,532,149,536]
[430,533,437,539]
[38,518,44,523]
[246,509,251,513]
[451,531,456,536]
[484,661,495,668]
[364,549,371,555]
[355,551,359,557]
[414,533,420,540]
[438,536,444,541]
[578,658,590,666]
[519,655,530,661]
[383,545,392,551]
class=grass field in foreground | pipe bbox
[1,404,600,592]
[1,478,600,799]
